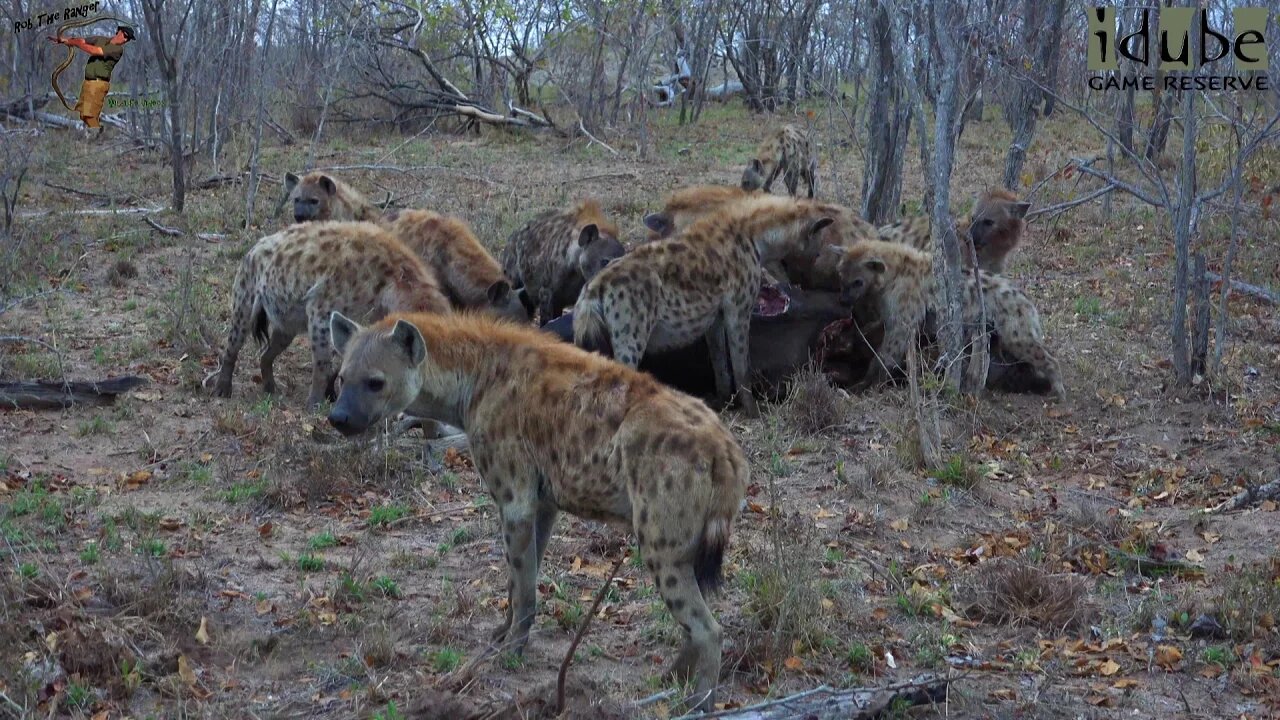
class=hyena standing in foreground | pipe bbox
[212,222,450,408]
[573,196,838,417]
[282,171,380,224]
[326,311,748,713]
[741,123,817,198]
[877,189,1032,274]
[379,209,528,322]
[833,239,1065,398]
[501,199,626,323]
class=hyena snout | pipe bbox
[327,397,376,436]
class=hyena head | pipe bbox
[967,192,1030,258]
[575,224,626,283]
[327,312,425,436]
[484,279,531,323]
[741,158,770,191]
[831,245,888,307]
[285,172,339,223]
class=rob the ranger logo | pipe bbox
[1087,7,1270,91]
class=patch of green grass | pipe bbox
[437,471,458,490]
[92,346,109,365]
[6,352,61,378]
[1073,295,1103,320]
[251,396,275,418]
[309,531,338,550]
[80,541,100,565]
[17,562,38,579]
[221,480,265,503]
[449,527,472,546]
[846,642,874,673]
[64,681,94,710]
[430,647,464,673]
[123,299,138,312]
[369,503,409,527]
[372,701,404,720]
[139,539,166,558]
[76,415,113,436]
[1202,645,1235,669]
[372,576,401,598]
[296,553,325,572]
[500,652,524,670]
[180,461,214,484]
[933,455,981,490]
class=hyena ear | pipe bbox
[863,258,888,274]
[642,212,673,236]
[319,174,337,196]
[330,311,361,354]
[390,319,427,366]
[486,279,512,305]
[284,172,300,195]
[809,217,835,236]
[577,224,600,248]
[1010,201,1031,220]
[749,158,763,173]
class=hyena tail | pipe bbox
[694,453,748,594]
[572,298,614,358]
[251,305,270,346]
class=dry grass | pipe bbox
[781,364,847,435]
[962,561,1093,633]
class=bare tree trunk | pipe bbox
[1170,32,1198,385]
[1001,0,1065,189]
[244,0,280,229]
[1191,252,1210,378]
[1211,153,1247,374]
[141,0,194,213]
[860,0,911,225]
[929,1,968,393]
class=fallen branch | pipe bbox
[0,376,148,410]
[1106,547,1203,578]
[1025,184,1116,222]
[17,206,164,218]
[557,172,638,186]
[673,674,950,720]
[1206,272,1278,305]
[42,180,138,204]
[144,216,183,236]
[577,119,619,156]
[1204,478,1280,514]
[557,552,627,713]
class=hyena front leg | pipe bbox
[489,481,555,655]
[305,306,338,409]
[711,305,759,417]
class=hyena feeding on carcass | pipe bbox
[379,209,529,322]
[741,123,817,198]
[326,311,748,713]
[500,199,626,323]
[572,195,839,417]
[876,189,1032,274]
[832,239,1065,398]
[212,221,450,408]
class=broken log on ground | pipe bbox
[1204,478,1280,514]
[0,376,148,410]
[672,674,950,720]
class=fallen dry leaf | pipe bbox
[783,656,804,671]
[889,518,909,531]
[1154,645,1182,669]
[178,654,197,686]
[195,616,211,645]
[1098,659,1121,676]
[1112,678,1140,689]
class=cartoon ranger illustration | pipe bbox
[47,23,135,130]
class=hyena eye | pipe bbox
[366,378,385,392]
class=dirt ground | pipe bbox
[2,102,1279,720]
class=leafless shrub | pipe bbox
[737,512,825,670]
[107,259,139,287]
[962,561,1092,632]
[783,365,846,435]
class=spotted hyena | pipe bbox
[741,123,817,198]
[283,171,379,224]
[572,195,837,417]
[501,199,626,323]
[379,209,528,322]
[326,311,747,713]
[876,189,1031,274]
[212,222,450,408]
[642,185,757,240]
[833,239,1065,398]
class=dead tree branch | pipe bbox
[672,673,950,719]
[1205,478,1280,514]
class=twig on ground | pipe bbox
[144,216,184,236]
[1205,272,1278,305]
[557,552,627,713]
[1204,478,1280,514]
[577,119,620,156]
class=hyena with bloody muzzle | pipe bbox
[572,195,838,417]
[741,123,817,198]
[326,311,747,713]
